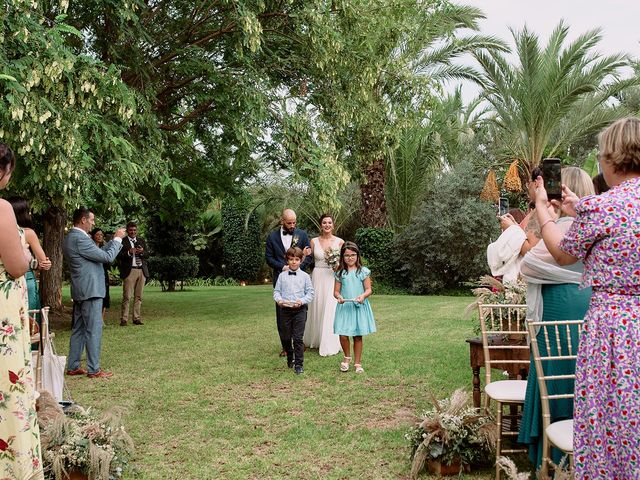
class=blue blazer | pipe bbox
[265,227,312,286]
[63,228,123,301]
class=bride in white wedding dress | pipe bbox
[303,214,344,356]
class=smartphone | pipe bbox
[498,197,509,216]
[542,158,562,200]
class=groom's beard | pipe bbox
[285,228,295,235]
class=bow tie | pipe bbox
[288,271,297,276]
[282,230,293,236]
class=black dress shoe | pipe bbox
[133,320,144,325]
[120,320,127,326]
[294,366,304,375]
[287,359,294,368]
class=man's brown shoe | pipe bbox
[66,368,87,376]
[120,320,127,326]
[279,350,287,357]
[133,320,144,325]
[87,370,113,379]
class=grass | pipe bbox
[51,286,511,479]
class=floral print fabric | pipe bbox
[559,177,640,479]
[0,230,43,480]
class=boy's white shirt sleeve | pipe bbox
[273,274,283,302]
[300,273,315,305]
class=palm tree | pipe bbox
[475,21,638,178]
[385,87,488,232]
[354,2,506,227]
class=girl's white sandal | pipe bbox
[340,356,351,372]
[354,364,364,374]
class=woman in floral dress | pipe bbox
[0,144,43,479]
[533,117,640,478]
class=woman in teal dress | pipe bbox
[517,167,594,468]
[333,242,376,374]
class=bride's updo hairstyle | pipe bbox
[319,213,334,227]
[0,143,16,181]
[598,117,640,175]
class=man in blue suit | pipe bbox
[64,207,125,378]
[265,209,312,356]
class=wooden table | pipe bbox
[466,336,530,409]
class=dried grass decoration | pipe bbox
[38,397,134,480]
[503,160,522,193]
[405,389,497,478]
[480,170,500,203]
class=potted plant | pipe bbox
[406,389,496,478]
[39,402,134,480]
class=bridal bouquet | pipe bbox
[324,247,341,270]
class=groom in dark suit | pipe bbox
[265,209,312,356]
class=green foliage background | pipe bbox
[222,193,263,281]
[395,162,500,293]
[355,227,396,285]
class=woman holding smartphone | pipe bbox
[533,117,640,479]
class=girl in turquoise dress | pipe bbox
[333,242,376,373]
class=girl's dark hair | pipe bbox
[0,143,16,181]
[337,241,362,277]
[7,197,33,229]
[90,227,104,238]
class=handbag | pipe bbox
[39,308,67,402]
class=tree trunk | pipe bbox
[41,205,66,313]
[360,157,388,227]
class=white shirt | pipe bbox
[280,228,293,250]
[128,237,140,266]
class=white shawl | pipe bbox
[520,218,582,325]
[486,225,527,284]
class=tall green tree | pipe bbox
[320,1,505,227]
[385,87,488,232]
[475,22,638,177]
[0,0,165,309]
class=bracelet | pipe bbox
[539,218,553,231]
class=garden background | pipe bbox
[3,0,640,477]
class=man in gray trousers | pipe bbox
[64,207,125,378]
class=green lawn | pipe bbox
[52,286,503,479]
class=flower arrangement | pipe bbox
[40,402,134,480]
[406,389,496,479]
[465,275,527,335]
[324,247,341,270]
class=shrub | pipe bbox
[394,162,500,293]
[222,193,263,281]
[355,227,395,285]
[147,256,199,291]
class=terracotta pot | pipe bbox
[427,458,464,476]
[65,470,88,480]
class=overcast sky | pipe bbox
[453,0,640,100]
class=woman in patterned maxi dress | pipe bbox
[533,117,640,479]
[0,143,43,479]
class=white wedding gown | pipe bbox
[303,237,342,356]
